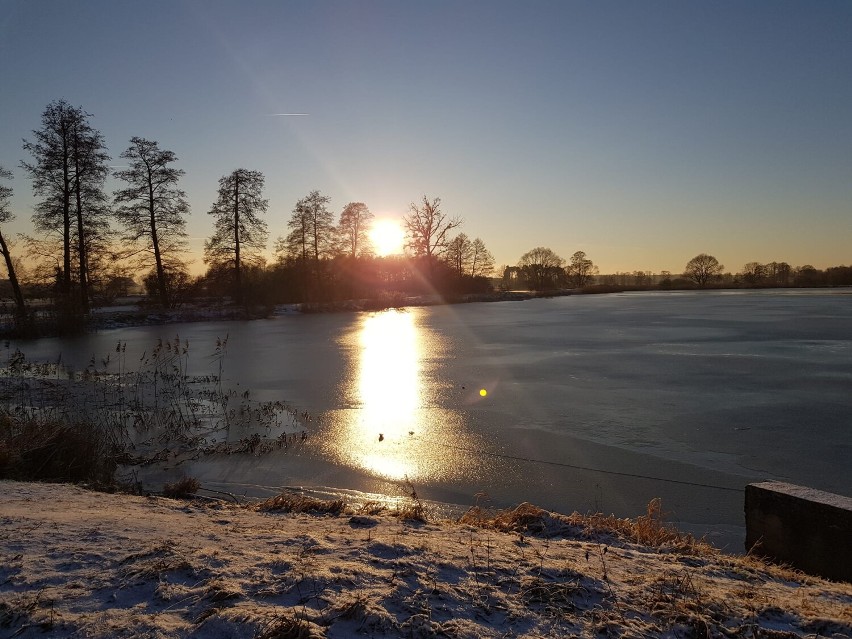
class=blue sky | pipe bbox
[1,0,850,275]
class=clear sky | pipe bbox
[1,0,850,275]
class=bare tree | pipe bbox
[279,203,310,263]
[338,202,373,257]
[22,100,110,313]
[469,238,495,278]
[280,191,336,261]
[684,253,723,288]
[403,196,462,276]
[445,233,473,274]
[566,250,598,287]
[69,109,110,312]
[204,169,268,303]
[114,137,190,307]
[518,247,565,290]
[0,166,26,316]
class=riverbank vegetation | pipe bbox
[0,338,308,488]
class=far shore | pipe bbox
[4,284,851,337]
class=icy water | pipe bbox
[14,290,852,550]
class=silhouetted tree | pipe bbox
[794,264,823,287]
[204,169,268,303]
[766,261,791,286]
[684,253,723,288]
[69,108,110,312]
[740,262,768,286]
[825,265,852,286]
[337,201,373,257]
[304,191,336,261]
[0,166,26,317]
[280,191,335,262]
[22,100,110,314]
[113,137,190,307]
[445,233,473,274]
[403,196,462,277]
[469,238,495,278]
[566,250,598,287]
[518,247,565,290]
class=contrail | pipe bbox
[267,113,309,116]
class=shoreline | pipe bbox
[1,481,850,638]
[4,285,850,337]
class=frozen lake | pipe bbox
[13,289,852,551]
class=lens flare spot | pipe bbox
[479,388,487,397]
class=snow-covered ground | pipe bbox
[1,481,850,638]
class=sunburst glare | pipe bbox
[369,219,405,256]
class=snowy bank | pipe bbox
[0,481,850,638]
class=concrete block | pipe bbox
[745,481,852,582]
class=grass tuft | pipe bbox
[257,613,318,639]
[255,492,345,515]
[162,475,201,498]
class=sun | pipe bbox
[369,219,405,257]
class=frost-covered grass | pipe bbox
[1,481,850,638]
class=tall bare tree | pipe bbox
[21,100,110,314]
[0,166,26,317]
[280,190,336,262]
[204,169,268,303]
[403,195,462,276]
[445,233,473,274]
[113,137,190,307]
[684,253,723,288]
[469,238,495,278]
[70,111,110,312]
[337,201,373,257]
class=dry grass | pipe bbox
[392,477,427,522]
[461,498,717,556]
[162,475,201,498]
[254,492,345,515]
[257,613,322,639]
[566,498,717,555]
[0,415,116,484]
[391,499,427,522]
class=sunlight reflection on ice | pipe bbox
[325,309,481,482]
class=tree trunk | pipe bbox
[148,172,169,307]
[0,230,25,317]
[61,121,73,305]
[72,127,89,314]
[233,176,242,304]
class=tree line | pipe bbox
[502,249,852,293]
[0,100,497,330]
[594,254,852,290]
[2,101,849,332]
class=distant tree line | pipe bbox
[598,254,852,290]
[502,248,599,291]
[500,248,852,294]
